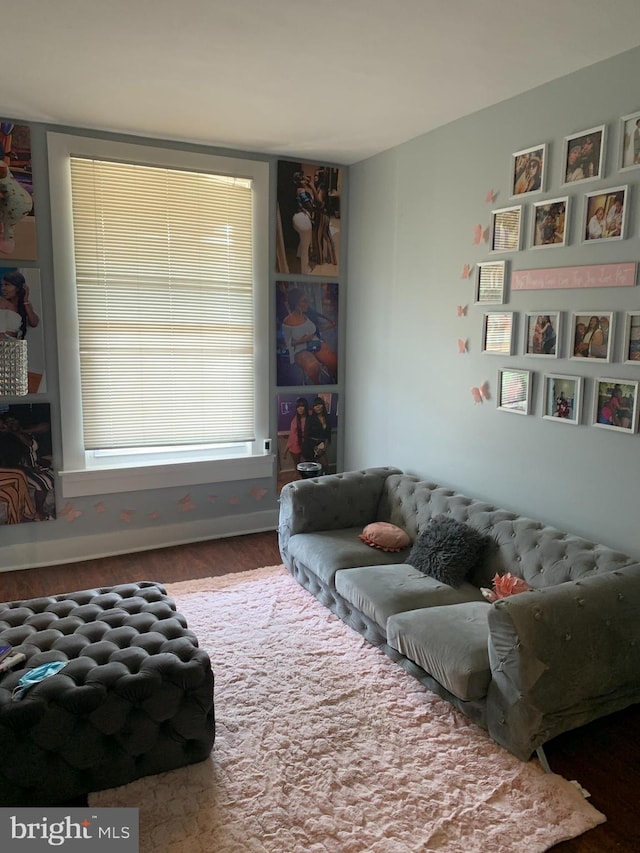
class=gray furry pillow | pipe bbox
[406,515,491,587]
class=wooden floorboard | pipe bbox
[0,531,638,851]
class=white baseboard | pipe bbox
[0,509,280,573]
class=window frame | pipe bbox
[47,132,271,498]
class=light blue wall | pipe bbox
[346,46,640,559]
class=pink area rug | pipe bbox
[89,565,605,852]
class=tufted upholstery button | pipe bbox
[0,581,214,806]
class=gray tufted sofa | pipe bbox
[278,467,640,760]
[0,581,215,805]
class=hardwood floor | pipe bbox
[0,531,283,601]
[0,530,638,851]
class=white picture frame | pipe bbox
[475,260,507,304]
[623,311,640,364]
[562,124,606,185]
[524,312,560,358]
[497,368,532,415]
[570,311,614,362]
[619,110,640,171]
[530,197,569,248]
[582,185,628,243]
[592,378,639,433]
[482,312,515,355]
[542,374,582,425]
[490,206,522,253]
[511,143,546,197]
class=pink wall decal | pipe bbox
[512,262,637,291]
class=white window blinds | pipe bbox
[69,157,255,450]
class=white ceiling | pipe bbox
[8,0,640,165]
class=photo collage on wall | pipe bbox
[0,120,54,525]
[275,161,342,490]
[465,110,640,435]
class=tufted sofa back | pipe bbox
[377,474,634,589]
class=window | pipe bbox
[48,134,270,497]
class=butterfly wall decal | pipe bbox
[178,494,197,512]
[457,304,467,317]
[470,381,491,404]
[60,502,83,522]
[485,189,497,203]
[473,225,490,245]
[460,263,472,279]
[457,338,468,354]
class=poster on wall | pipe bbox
[275,159,342,277]
[0,266,46,392]
[0,121,37,261]
[276,280,338,386]
[276,392,339,492]
[0,402,55,525]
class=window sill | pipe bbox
[60,453,274,498]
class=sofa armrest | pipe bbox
[278,467,401,555]
[486,564,640,758]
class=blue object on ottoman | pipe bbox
[0,581,215,805]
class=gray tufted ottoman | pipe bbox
[0,581,215,806]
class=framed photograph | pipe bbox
[275,159,342,277]
[582,186,628,242]
[0,121,37,261]
[497,368,532,415]
[530,197,568,248]
[570,312,614,361]
[475,260,506,304]
[276,280,338,386]
[524,312,559,357]
[623,311,640,364]
[482,312,515,355]
[562,125,606,184]
[542,374,583,425]
[619,110,640,171]
[592,378,639,433]
[490,206,522,253]
[511,144,546,197]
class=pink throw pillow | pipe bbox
[481,572,531,602]
[359,522,411,553]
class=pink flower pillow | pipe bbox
[359,522,411,553]
[481,572,531,602]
